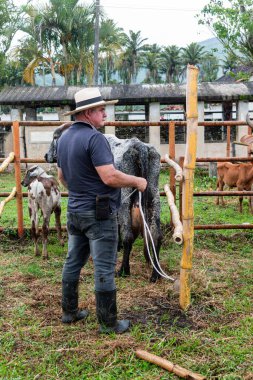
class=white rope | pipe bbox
[139,191,175,282]
[121,188,138,204]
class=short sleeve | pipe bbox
[89,133,114,167]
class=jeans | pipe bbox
[62,211,118,292]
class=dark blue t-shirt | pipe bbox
[57,122,120,212]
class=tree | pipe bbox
[40,0,85,85]
[160,45,182,83]
[181,42,206,66]
[99,19,125,84]
[0,0,20,54]
[0,0,21,87]
[141,44,162,84]
[119,30,148,84]
[199,53,220,82]
[198,0,253,65]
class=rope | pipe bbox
[121,188,138,204]
[138,191,175,282]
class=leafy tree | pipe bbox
[198,0,253,64]
[221,51,240,74]
[0,0,21,87]
[199,52,220,82]
[0,0,20,54]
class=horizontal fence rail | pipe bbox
[0,119,253,234]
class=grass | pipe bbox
[0,168,253,379]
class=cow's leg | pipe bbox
[249,195,253,214]
[117,231,134,277]
[237,185,243,213]
[217,179,225,206]
[29,204,40,256]
[149,220,162,283]
[42,215,50,259]
[54,205,64,246]
[216,179,220,205]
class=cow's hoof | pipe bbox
[116,270,130,278]
[149,275,160,283]
[42,255,49,260]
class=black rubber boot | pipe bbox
[95,290,130,334]
[62,280,89,324]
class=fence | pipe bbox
[1,68,253,309]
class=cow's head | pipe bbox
[21,165,45,187]
[246,113,253,130]
[44,123,71,163]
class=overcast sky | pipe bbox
[93,0,214,47]
[15,0,215,47]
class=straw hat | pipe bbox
[63,87,118,116]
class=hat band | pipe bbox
[76,96,103,108]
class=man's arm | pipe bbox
[57,167,68,189]
[95,164,147,192]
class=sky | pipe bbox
[15,0,215,48]
[92,0,215,47]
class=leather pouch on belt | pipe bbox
[96,195,110,220]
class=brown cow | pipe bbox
[21,165,64,258]
[216,162,253,213]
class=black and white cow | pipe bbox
[21,165,64,259]
[45,125,162,282]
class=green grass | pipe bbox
[0,168,253,379]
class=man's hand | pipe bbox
[136,178,147,192]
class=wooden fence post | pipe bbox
[12,120,24,237]
[180,65,199,310]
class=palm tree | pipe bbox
[181,42,206,66]
[99,19,125,84]
[70,6,94,84]
[141,44,162,83]
[40,0,84,85]
[160,45,182,83]
[119,30,148,84]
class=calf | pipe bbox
[45,126,162,282]
[21,165,64,258]
[216,162,253,213]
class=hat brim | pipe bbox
[63,99,118,116]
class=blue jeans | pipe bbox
[62,211,118,292]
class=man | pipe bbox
[57,87,147,334]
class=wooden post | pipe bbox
[179,156,184,221]
[169,121,176,198]
[12,121,24,237]
[180,65,199,310]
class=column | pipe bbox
[149,102,160,153]
[236,101,249,157]
[197,101,205,158]
[25,107,36,121]
[105,104,116,135]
